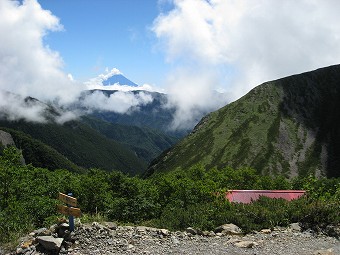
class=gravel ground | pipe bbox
[3,223,339,255]
[66,224,340,255]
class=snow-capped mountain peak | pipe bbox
[85,67,139,89]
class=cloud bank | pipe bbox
[0,0,156,123]
[0,0,81,104]
[153,0,340,128]
[0,91,77,124]
[81,90,153,114]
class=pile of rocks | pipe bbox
[13,221,76,255]
[7,222,340,255]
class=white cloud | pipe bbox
[0,91,77,124]
[99,68,122,81]
[87,83,158,93]
[0,0,82,107]
[153,0,340,128]
[0,92,47,123]
[81,90,153,114]
[164,67,228,130]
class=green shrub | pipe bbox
[0,147,339,245]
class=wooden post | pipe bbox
[57,192,81,231]
[68,192,75,232]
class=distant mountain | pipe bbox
[86,68,138,88]
[102,73,138,87]
[146,65,340,178]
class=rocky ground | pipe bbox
[1,222,339,255]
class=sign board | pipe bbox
[58,192,77,207]
[57,205,82,217]
[226,190,306,204]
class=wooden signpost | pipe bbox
[57,204,81,218]
[57,192,81,231]
[58,192,78,208]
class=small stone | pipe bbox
[159,228,170,236]
[234,241,258,248]
[226,238,241,244]
[313,248,334,255]
[34,228,50,236]
[185,227,197,235]
[261,229,272,234]
[21,240,33,249]
[92,222,104,230]
[289,223,302,232]
[16,247,24,254]
[171,236,180,245]
[202,231,211,237]
[104,222,117,230]
[49,224,58,234]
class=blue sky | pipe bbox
[38,0,169,85]
[2,0,340,128]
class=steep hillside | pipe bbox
[147,65,340,178]
[0,128,83,172]
[0,120,146,175]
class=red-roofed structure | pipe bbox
[226,190,306,203]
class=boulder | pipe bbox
[215,223,242,235]
[36,236,64,251]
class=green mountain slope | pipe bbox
[0,128,83,173]
[0,119,146,175]
[146,65,340,178]
[81,116,179,164]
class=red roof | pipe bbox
[226,190,306,203]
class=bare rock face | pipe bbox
[0,130,15,147]
[0,130,26,164]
